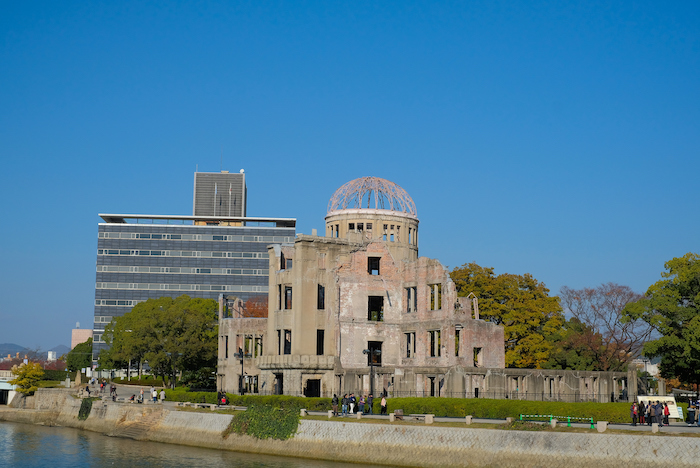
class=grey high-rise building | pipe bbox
[92,171,295,361]
[193,170,246,217]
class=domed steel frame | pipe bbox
[327,177,417,217]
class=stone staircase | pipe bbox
[110,409,164,440]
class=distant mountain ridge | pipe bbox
[0,343,71,359]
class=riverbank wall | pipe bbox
[0,388,697,468]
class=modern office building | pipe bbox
[92,171,295,360]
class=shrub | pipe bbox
[78,398,98,420]
[113,377,166,387]
[225,405,300,440]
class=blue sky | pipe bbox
[1,1,698,349]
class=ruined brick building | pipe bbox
[218,177,635,401]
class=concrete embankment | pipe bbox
[0,388,698,468]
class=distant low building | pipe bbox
[71,327,92,350]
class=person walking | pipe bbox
[380,395,387,415]
[152,388,158,403]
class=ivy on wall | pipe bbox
[224,405,300,440]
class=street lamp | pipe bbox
[233,347,245,395]
[164,352,182,390]
[363,348,381,399]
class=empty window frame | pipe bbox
[277,330,282,355]
[368,296,384,321]
[404,332,416,358]
[284,286,292,309]
[405,287,417,313]
[357,223,363,231]
[254,336,263,357]
[473,347,483,367]
[317,284,325,309]
[368,257,380,275]
[316,329,324,355]
[367,341,382,365]
[244,334,254,356]
[455,328,460,357]
[429,330,441,357]
[277,284,282,310]
[349,223,355,230]
[429,284,442,310]
[225,335,229,359]
[284,329,292,355]
[366,223,372,230]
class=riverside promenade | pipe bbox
[2,387,700,468]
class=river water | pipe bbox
[0,421,387,468]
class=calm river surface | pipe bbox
[0,421,389,468]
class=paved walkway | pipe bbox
[80,383,700,435]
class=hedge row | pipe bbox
[162,392,685,424]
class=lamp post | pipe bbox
[233,347,245,395]
[363,348,381,399]
[165,352,182,390]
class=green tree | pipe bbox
[623,252,700,386]
[544,318,603,370]
[101,295,218,384]
[9,362,44,395]
[451,263,564,368]
[65,338,93,372]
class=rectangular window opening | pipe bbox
[473,347,482,367]
[284,329,292,355]
[429,284,442,310]
[316,329,324,355]
[368,257,380,275]
[317,284,325,309]
[368,296,384,322]
[429,330,441,357]
[367,341,382,366]
[284,286,292,309]
[404,332,416,358]
[405,287,417,313]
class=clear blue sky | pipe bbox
[1,1,698,349]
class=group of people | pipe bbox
[630,400,671,426]
[331,393,388,417]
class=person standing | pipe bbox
[341,394,348,417]
[152,388,158,403]
[332,394,339,417]
[367,394,374,415]
[349,393,356,414]
[380,395,387,415]
[638,401,645,425]
[630,402,638,426]
[159,389,165,404]
[359,395,365,414]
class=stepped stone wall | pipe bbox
[0,388,698,468]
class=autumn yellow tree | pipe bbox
[9,362,44,395]
[450,263,564,368]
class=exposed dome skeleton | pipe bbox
[327,177,417,218]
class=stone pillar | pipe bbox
[465,415,472,425]
[597,421,607,433]
[425,414,434,424]
[327,410,333,418]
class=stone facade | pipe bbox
[217,177,635,400]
